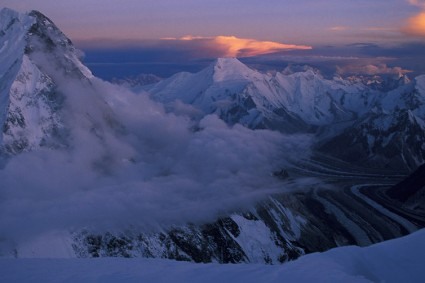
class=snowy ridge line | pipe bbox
[1,229,424,283]
[143,56,425,170]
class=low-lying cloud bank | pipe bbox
[0,76,313,248]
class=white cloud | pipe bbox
[0,76,313,247]
[336,63,411,75]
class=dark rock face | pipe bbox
[72,175,424,263]
[26,10,90,81]
[319,109,425,172]
[386,164,425,214]
[73,218,251,263]
[387,164,425,202]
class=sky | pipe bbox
[2,0,425,78]
[2,0,424,44]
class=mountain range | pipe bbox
[0,8,424,264]
[143,57,425,172]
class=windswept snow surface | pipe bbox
[1,229,424,283]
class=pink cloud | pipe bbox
[164,35,312,57]
[403,0,425,37]
[336,63,412,75]
[403,12,425,36]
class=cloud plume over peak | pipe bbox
[212,35,312,57]
[163,35,312,57]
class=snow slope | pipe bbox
[1,228,424,283]
[144,58,425,168]
[0,8,97,154]
[144,58,378,131]
[0,8,35,146]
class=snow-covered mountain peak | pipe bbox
[0,7,31,26]
[277,66,327,84]
[0,8,23,27]
[25,10,93,80]
[415,74,425,95]
[0,8,117,156]
[0,8,34,64]
[293,67,320,77]
[211,57,260,82]
[213,57,246,70]
[0,8,36,146]
[0,8,92,82]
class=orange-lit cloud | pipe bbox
[336,63,411,76]
[403,0,425,37]
[403,12,425,36]
[163,35,312,57]
[213,36,312,57]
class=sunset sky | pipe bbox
[3,0,425,78]
[4,0,425,44]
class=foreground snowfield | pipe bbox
[1,229,424,283]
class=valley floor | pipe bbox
[1,228,424,283]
